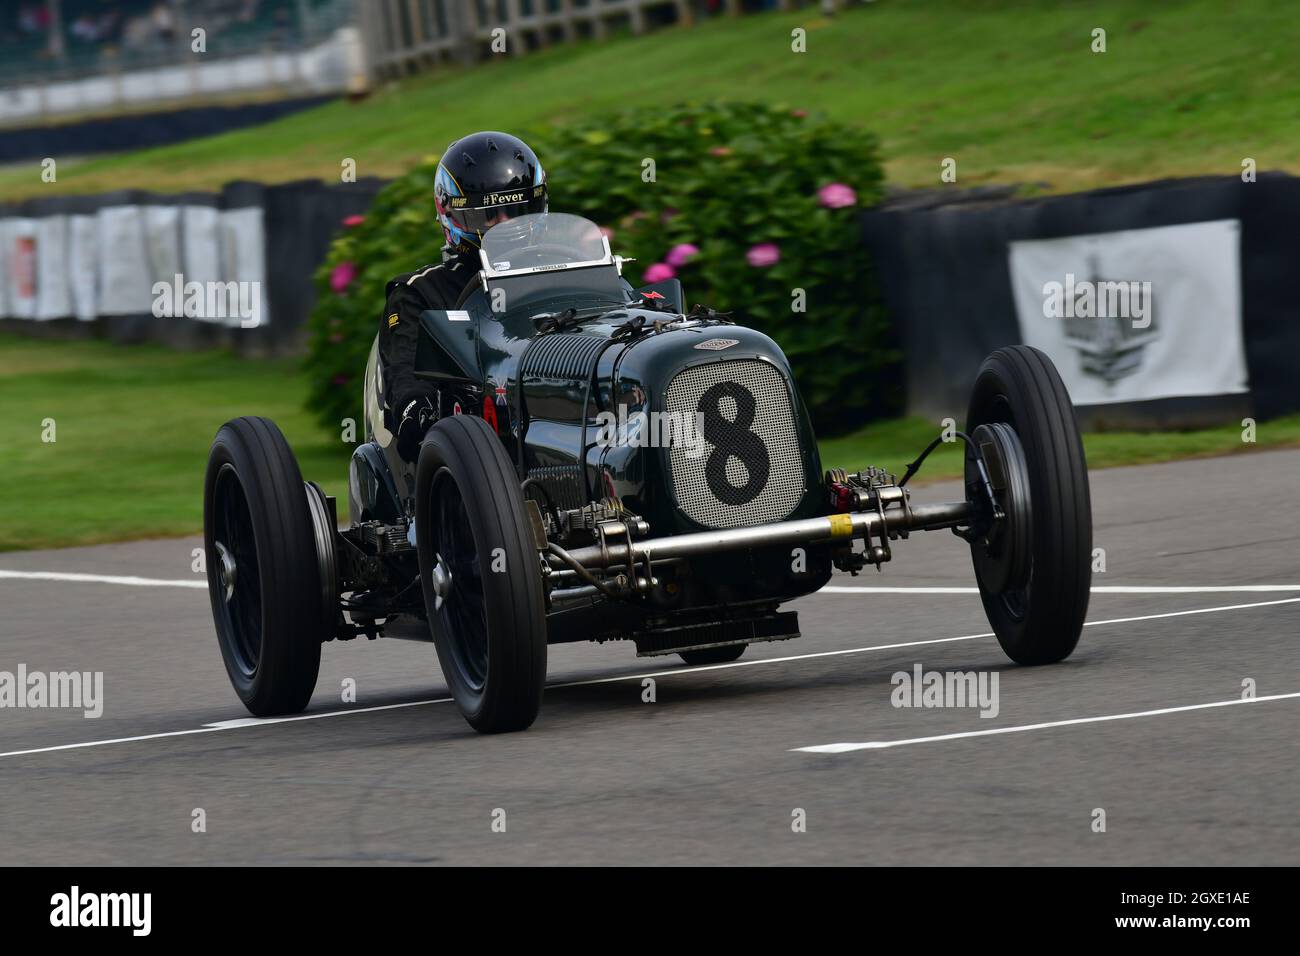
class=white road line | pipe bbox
[0,696,455,760]
[821,587,979,594]
[1066,596,1300,626]
[819,585,1300,594]
[1,596,1297,761]
[552,597,1300,687]
[3,568,1298,595]
[200,696,454,728]
[0,570,206,589]
[793,692,1300,754]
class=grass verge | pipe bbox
[0,334,349,552]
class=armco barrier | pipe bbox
[861,174,1300,428]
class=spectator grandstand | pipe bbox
[0,1,351,85]
[0,0,814,123]
[0,1,360,123]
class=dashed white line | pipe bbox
[1,596,1296,762]
[793,692,1300,754]
[0,696,455,760]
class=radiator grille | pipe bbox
[662,359,805,529]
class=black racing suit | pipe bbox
[378,250,479,439]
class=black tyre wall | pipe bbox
[416,415,548,733]
[966,346,1092,665]
[204,416,324,715]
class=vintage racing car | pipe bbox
[203,212,1092,733]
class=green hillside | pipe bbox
[2,1,1296,200]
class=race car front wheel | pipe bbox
[416,416,547,733]
[204,417,326,715]
[966,346,1092,665]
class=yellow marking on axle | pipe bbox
[828,513,854,538]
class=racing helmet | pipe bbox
[434,131,548,252]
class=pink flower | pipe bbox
[342,214,365,228]
[792,109,808,118]
[660,207,680,224]
[818,182,857,209]
[746,243,780,268]
[665,243,698,268]
[328,332,345,344]
[643,262,676,283]
[330,261,356,294]
[709,146,732,157]
[599,226,615,241]
[331,374,350,386]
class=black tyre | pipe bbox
[966,346,1092,665]
[204,417,325,715]
[679,644,747,666]
[416,416,547,733]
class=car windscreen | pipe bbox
[480,212,627,318]
[485,268,628,319]
[481,212,608,273]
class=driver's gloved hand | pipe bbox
[396,396,437,462]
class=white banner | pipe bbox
[68,215,99,322]
[181,206,222,309]
[218,207,267,329]
[143,206,182,293]
[1008,219,1247,405]
[0,204,266,326]
[96,206,152,316]
[34,215,71,321]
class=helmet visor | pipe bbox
[445,184,549,239]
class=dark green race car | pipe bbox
[204,213,1092,734]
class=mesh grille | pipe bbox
[662,359,805,529]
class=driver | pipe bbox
[380,131,548,461]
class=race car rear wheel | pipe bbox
[966,346,1092,665]
[416,416,547,733]
[204,417,325,716]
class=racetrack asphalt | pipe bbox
[1,449,1297,865]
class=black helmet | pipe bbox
[434,131,548,252]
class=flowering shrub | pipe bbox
[745,243,781,268]
[305,102,897,434]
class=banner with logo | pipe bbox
[1,218,38,320]
[1008,220,1247,406]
